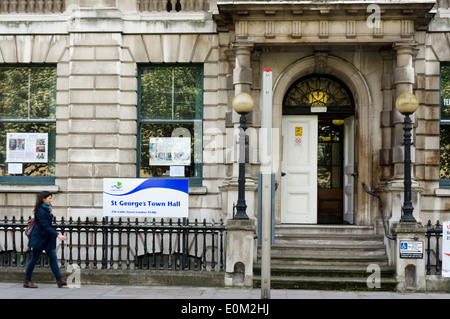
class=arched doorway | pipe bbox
[281,74,355,224]
[272,55,373,226]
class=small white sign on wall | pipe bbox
[7,163,23,175]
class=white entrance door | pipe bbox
[343,116,355,224]
[281,116,318,224]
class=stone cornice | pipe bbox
[0,8,216,35]
[215,1,436,37]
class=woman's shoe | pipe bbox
[23,280,38,288]
[56,278,67,288]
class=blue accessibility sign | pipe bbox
[400,241,423,259]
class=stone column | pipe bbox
[379,50,394,181]
[232,41,254,95]
[387,41,421,223]
[378,50,396,254]
[222,41,257,287]
[392,222,427,291]
[388,41,426,291]
[232,41,255,149]
[220,41,257,220]
[392,40,418,180]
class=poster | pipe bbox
[6,132,48,163]
[103,178,189,218]
[149,137,190,166]
[443,221,450,277]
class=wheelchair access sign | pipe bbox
[400,241,424,259]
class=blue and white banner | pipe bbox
[103,178,189,218]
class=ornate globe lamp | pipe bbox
[232,92,255,220]
[395,92,419,222]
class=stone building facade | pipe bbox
[1,0,450,289]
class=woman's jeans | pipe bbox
[25,249,62,281]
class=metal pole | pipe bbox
[400,113,416,222]
[261,69,273,299]
[234,114,249,220]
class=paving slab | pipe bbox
[2,282,450,300]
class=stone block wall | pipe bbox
[0,8,226,222]
[0,1,450,229]
[415,30,450,223]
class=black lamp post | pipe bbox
[232,92,255,220]
[395,92,419,223]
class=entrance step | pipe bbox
[275,224,375,235]
[254,225,396,291]
[253,270,397,291]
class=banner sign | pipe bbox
[103,178,189,218]
[443,221,450,277]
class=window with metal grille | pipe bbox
[283,74,354,115]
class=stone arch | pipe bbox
[272,54,374,226]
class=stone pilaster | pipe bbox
[385,41,422,224]
[379,49,395,180]
[393,41,417,96]
[392,41,418,179]
[220,41,257,221]
[232,41,254,96]
[66,31,123,218]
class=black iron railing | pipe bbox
[0,216,225,272]
[426,220,443,275]
[361,183,396,240]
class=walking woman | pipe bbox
[24,191,67,288]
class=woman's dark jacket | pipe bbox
[28,206,58,251]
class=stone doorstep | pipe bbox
[253,264,396,277]
[252,275,398,291]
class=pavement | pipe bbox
[1,282,450,299]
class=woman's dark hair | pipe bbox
[33,191,52,213]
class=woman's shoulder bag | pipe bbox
[25,217,35,238]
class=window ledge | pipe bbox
[0,185,59,193]
[189,186,207,195]
[435,188,450,197]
